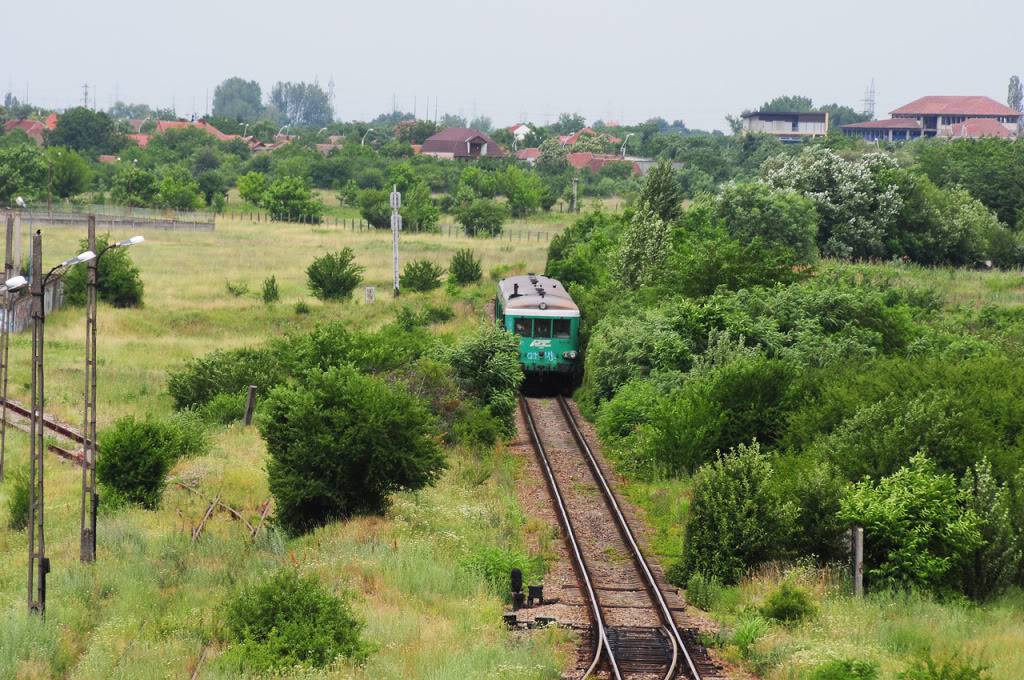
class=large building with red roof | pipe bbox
[420,128,504,159]
[843,95,1020,141]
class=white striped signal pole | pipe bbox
[390,185,401,298]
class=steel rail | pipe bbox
[519,396,621,680]
[557,395,702,680]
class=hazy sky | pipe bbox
[3,0,1022,131]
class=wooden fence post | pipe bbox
[243,386,257,426]
[853,526,864,597]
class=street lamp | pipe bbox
[0,273,28,482]
[277,125,290,137]
[28,231,94,616]
[242,123,250,138]
[80,223,143,563]
[620,133,634,158]
[361,128,375,146]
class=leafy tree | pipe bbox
[616,207,671,287]
[536,138,569,175]
[237,171,269,206]
[110,163,159,206]
[448,324,523,434]
[1008,75,1023,113]
[306,248,364,300]
[212,77,264,121]
[819,103,871,129]
[156,165,204,210]
[758,95,814,112]
[45,147,91,198]
[762,147,901,259]
[915,138,1024,226]
[269,81,333,127]
[358,188,390,228]
[637,160,683,222]
[263,176,323,222]
[468,115,493,133]
[259,365,446,534]
[63,235,144,307]
[959,459,1021,599]
[839,453,983,594]
[497,165,544,217]
[455,197,508,237]
[714,181,819,263]
[45,107,123,156]
[400,182,439,231]
[678,442,797,584]
[439,113,467,128]
[0,144,45,205]
[553,113,586,135]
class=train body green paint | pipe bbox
[495,274,580,376]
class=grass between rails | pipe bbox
[0,216,570,678]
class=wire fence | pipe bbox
[2,207,215,232]
[221,210,557,242]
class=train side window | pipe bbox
[514,318,531,336]
[534,318,551,338]
[552,319,571,338]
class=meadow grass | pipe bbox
[0,216,571,678]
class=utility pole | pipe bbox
[82,83,89,108]
[79,216,98,563]
[390,184,401,298]
[28,230,48,616]
[0,213,12,481]
[571,176,579,213]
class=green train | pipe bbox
[496,274,580,378]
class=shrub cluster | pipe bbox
[448,248,482,285]
[400,258,445,292]
[62,235,145,308]
[306,248,364,301]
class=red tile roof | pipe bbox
[2,119,45,144]
[421,128,505,158]
[44,113,58,130]
[128,133,150,148]
[559,127,623,146]
[891,96,1018,117]
[98,155,119,164]
[842,118,922,130]
[566,152,640,175]
[516,147,541,160]
[946,118,1012,139]
[154,119,237,141]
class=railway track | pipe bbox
[520,395,718,680]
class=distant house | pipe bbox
[741,111,829,143]
[507,123,531,141]
[843,96,1020,140]
[420,128,505,159]
[128,134,151,148]
[559,127,622,146]
[516,147,541,165]
[154,119,239,142]
[566,152,641,175]
[3,119,46,144]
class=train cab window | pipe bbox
[553,319,571,339]
[514,318,532,336]
[533,318,551,338]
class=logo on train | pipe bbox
[529,339,552,348]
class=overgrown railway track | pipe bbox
[520,395,718,680]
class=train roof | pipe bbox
[498,274,579,315]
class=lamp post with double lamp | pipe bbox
[79,223,144,563]
[28,231,95,615]
[0,273,28,481]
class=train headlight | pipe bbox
[562,351,578,360]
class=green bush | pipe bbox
[259,365,446,534]
[452,405,504,447]
[96,416,174,509]
[220,569,366,672]
[198,391,248,425]
[358,188,390,228]
[731,613,770,658]
[6,466,29,530]
[760,580,816,624]
[400,258,445,292]
[840,453,984,594]
[62,235,145,308]
[447,324,523,436]
[449,248,482,285]
[167,345,288,410]
[261,275,279,304]
[685,571,722,611]
[162,410,210,460]
[306,248,365,301]
[294,300,311,315]
[396,304,455,330]
[461,545,544,597]
[809,658,880,680]
[263,176,324,223]
[679,442,797,584]
[455,198,508,237]
[224,280,249,297]
[897,655,991,680]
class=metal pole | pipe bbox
[80,216,97,563]
[854,526,864,597]
[390,185,401,298]
[28,230,47,615]
[571,176,579,213]
[0,213,12,481]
